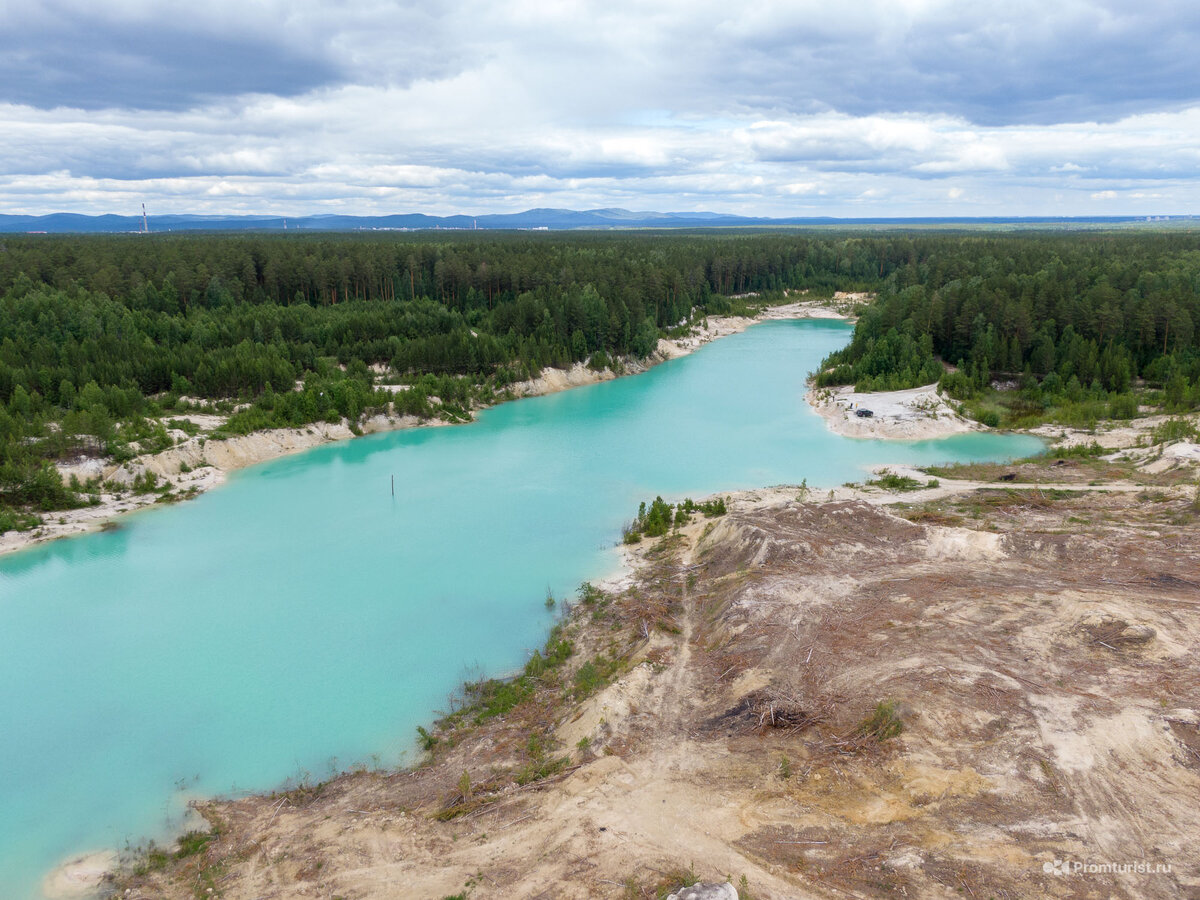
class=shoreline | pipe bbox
[106,459,1200,899]
[0,297,849,559]
[29,297,851,897]
[50,403,1200,898]
[805,382,981,441]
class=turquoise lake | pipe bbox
[0,319,1044,898]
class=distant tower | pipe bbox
[141,203,149,234]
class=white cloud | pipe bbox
[3,2,1200,215]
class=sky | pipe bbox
[2,0,1200,218]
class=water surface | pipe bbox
[0,320,1042,897]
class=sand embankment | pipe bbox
[0,416,434,557]
[656,298,853,362]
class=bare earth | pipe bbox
[113,457,1200,899]
[1,299,851,559]
[1030,416,1200,472]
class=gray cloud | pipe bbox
[663,1,1200,126]
[0,12,341,110]
[2,1,1200,215]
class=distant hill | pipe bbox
[0,208,1177,234]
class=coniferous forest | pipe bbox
[2,229,1199,529]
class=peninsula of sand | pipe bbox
[805,382,980,441]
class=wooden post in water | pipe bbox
[391,474,395,497]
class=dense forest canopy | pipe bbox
[0,230,873,394]
[811,231,1200,426]
[1,229,1199,529]
[0,230,866,527]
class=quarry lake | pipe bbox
[0,318,1043,898]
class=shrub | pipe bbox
[854,700,904,742]
[1108,393,1139,419]
[868,469,923,492]
[1151,417,1198,445]
[1049,441,1106,458]
[175,830,214,858]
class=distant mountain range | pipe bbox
[0,208,1180,233]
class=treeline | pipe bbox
[0,230,891,528]
[0,231,892,396]
[8,228,1200,530]
[815,232,1200,423]
[0,229,890,319]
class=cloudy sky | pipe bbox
[3,0,1200,217]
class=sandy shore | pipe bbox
[1,298,850,558]
[806,382,979,440]
[0,416,438,557]
[40,851,117,900]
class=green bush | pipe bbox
[854,700,904,742]
[0,507,40,534]
[175,830,215,858]
[1151,418,1198,445]
[1108,393,1139,420]
[867,469,924,492]
[1049,441,1106,458]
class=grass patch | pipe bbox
[621,862,703,900]
[866,469,928,492]
[573,652,623,700]
[977,487,1073,507]
[894,505,965,527]
[958,385,1165,431]
[132,844,172,876]
[1137,489,1172,503]
[130,828,218,876]
[175,830,215,858]
[0,506,41,534]
[515,733,571,786]
[1049,441,1106,458]
[435,628,575,733]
